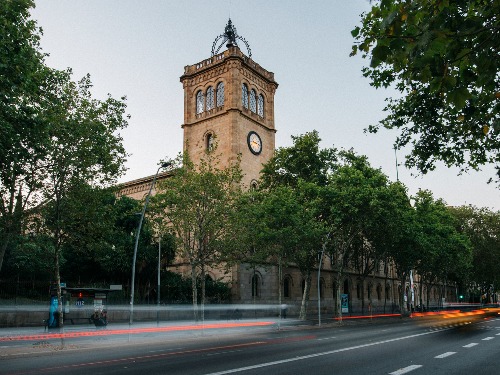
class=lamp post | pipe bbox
[158,236,161,306]
[129,162,171,325]
[157,233,161,325]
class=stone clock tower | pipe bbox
[180,19,278,188]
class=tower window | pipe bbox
[206,86,214,110]
[206,133,214,152]
[196,90,204,114]
[242,84,249,109]
[250,89,257,113]
[216,82,224,107]
[258,94,264,117]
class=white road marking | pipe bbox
[148,347,183,353]
[388,365,423,375]
[435,352,456,358]
[317,336,337,341]
[482,337,494,341]
[202,329,445,375]
[496,333,500,336]
[463,343,478,348]
[207,350,244,356]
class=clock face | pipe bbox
[247,131,262,155]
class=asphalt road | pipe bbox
[1,316,499,375]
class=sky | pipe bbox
[30,0,499,211]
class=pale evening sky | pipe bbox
[31,0,499,210]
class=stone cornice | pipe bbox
[180,47,278,87]
[116,170,174,197]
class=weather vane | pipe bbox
[211,19,252,58]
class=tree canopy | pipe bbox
[352,0,499,183]
[450,205,500,299]
[152,148,242,320]
[0,0,49,272]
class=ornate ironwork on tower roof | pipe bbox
[211,19,252,58]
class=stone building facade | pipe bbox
[119,20,457,316]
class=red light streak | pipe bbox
[0,321,274,342]
[332,313,400,320]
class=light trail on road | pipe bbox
[0,321,275,342]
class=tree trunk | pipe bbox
[54,249,63,328]
[383,266,389,314]
[334,273,343,322]
[191,264,198,321]
[360,278,365,315]
[0,233,11,273]
[299,272,311,320]
[201,265,206,322]
[0,186,21,273]
[399,274,407,316]
[278,257,283,319]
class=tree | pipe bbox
[352,0,500,183]
[37,70,128,327]
[93,195,143,285]
[0,0,50,272]
[152,148,242,321]
[257,184,326,320]
[4,234,54,282]
[375,181,417,315]
[260,130,336,189]
[450,205,500,302]
[258,132,333,319]
[339,152,396,314]
[324,151,403,317]
[291,182,326,320]
[412,190,472,309]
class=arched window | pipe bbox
[216,82,224,107]
[283,277,291,298]
[258,94,264,117]
[356,283,361,299]
[377,284,382,300]
[206,86,214,110]
[249,89,257,113]
[206,133,214,152]
[251,274,260,297]
[196,90,204,114]
[242,84,249,109]
[319,278,325,299]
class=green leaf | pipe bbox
[371,45,391,67]
[447,87,471,110]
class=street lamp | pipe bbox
[158,235,161,306]
[130,161,171,325]
[157,233,161,325]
